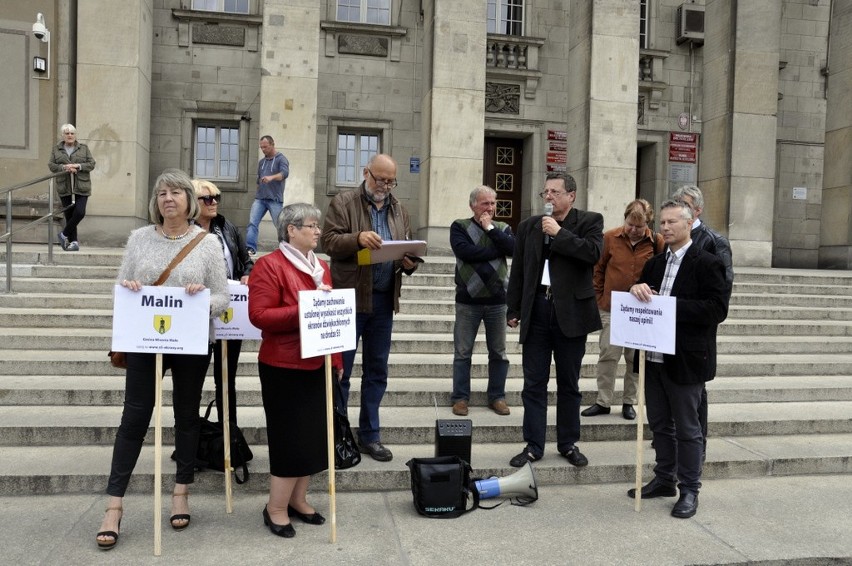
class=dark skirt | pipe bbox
[258,361,329,477]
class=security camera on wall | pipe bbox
[33,13,49,42]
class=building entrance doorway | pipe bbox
[483,137,523,232]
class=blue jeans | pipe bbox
[520,293,586,457]
[245,198,283,251]
[341,290,394,445]
[645,362,705,494]
[451,302,508,403]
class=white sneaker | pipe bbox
[58,232,69,251]
[67,241,80,251]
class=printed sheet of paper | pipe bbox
[214,282,262,340]
[610,291,676,355]
[298,288,357,358]
[111,285,211,355]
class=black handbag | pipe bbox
[195,400,254,484]
[405,456,478,518]
[333,379,361,470]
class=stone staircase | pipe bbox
[1,245,851,496]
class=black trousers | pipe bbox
[210,339,242,424]
[59,194,88,242]
[106,350,211,497]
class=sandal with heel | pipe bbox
[170,492,191,530]
[96,506,123,550]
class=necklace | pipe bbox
[161,225,191,241]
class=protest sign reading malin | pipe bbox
[111,285,211,355]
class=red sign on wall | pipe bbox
[669,132,698,163]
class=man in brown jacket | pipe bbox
[583,199,663,420]
[321,154,418,462]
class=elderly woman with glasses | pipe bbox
[192,179,254,428]
[96,169,228,550]
[248,203,343,538]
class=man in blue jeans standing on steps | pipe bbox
[246,135,289,255]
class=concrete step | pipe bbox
[1,433,850,495]
[2,401,851,447]
[1,375,850,407]
[2,307,850,338]
[3,349,851,378]
[3,326,847,356]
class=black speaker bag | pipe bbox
[405,456,478,518]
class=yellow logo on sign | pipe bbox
[154,315,172,334]
[219,308,234,324]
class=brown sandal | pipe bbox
[170,493,191,530]
[96,506,123,550]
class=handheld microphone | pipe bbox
[543,202,553,244]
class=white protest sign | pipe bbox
[111,285,211,355]
[610,291,676,355]
[298,288,356,358]
[214,282,262,340]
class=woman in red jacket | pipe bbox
[248,202,342,538]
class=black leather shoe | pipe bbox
[671,492,699,518]
[509,447,541,468]
[560,446,589,467]
[627,478,677,499]
[360,441,393,462]
[263,506,295,538]
[288,505,325,525]
[581,403,611,417]
[622,404,636,420]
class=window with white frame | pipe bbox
[336,132,380,185]
[639,0,649,49]
[336,0,390,25]
[194,124,240,181]
[487,0,524,36]
[192,0,249,14]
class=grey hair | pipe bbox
[660,199,694,221]
[60,123,77,135]
[469,185,496,206]
[148,169,200,225]
[671,184,704,211]
[277,203,322,242]
[545,172,577,193]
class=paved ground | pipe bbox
[4,474,851,565]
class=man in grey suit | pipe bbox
[627,200,728,519]
[506,172,603,468]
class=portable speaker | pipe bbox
[434,419,473,465]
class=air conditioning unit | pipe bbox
[676,3,705,46]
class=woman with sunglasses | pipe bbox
[192,180,254,428]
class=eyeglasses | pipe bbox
[539,190,567,199]
[197,195,221,205]
[298,223,322,231]
[367,169,398,189]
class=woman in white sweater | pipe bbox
[96,169,228,550]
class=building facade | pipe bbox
[2,0,851,268]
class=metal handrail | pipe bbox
[2,171,72,294]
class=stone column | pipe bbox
[568,0,639,227]
[820,0,852,268]
[256,0,319,246]
[417,0,486,251]
[76,0,153,245]
[702,0,781,267]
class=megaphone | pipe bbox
[474,461,538,504]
